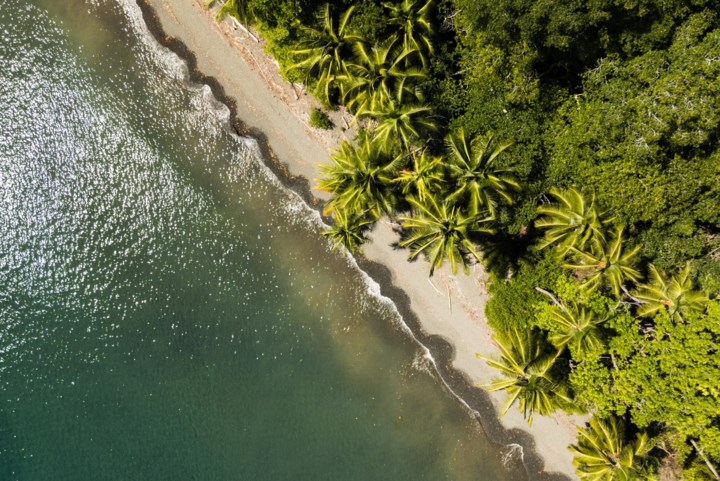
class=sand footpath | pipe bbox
[136,1,584,479]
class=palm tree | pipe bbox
[362,99,436,150]
[445,129,520,217]
[546,301,607,360]
[393,148,444,203]
[478,329,572,426]
[570,416,653,481]
[317,137,404,219]
[322,209,375,254]
[399,195,493,276]
[288,5,361,105]
[565,227,642,298]
[211,0,250,24]
[343,41,427,116]
[383,0,435,67]
[633,263,708,322]
[535,188,613,254]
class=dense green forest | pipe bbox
[207,0,720,479]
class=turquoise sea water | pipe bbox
[0,1,527,480]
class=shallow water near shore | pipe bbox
[0,1,527,480]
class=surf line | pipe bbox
[129,1,553,478]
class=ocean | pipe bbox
[0,1,527,479]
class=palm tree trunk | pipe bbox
[690,439,720,481]
[535,287,571,314]
[609,352,619,371]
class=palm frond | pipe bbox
[633,262,708,322]
[478,329,566,425]
[445,130,519,217]
[536,188,613,254]
[399,196,492,275]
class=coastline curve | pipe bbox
[131,1,575,479]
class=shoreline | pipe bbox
[134,1,582,479]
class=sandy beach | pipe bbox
[136,1,584,479]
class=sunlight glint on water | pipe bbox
[0,1,526,480]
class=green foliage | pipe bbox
[536,300,607,361]
[343,41,427,116]
[318,136,403,219]
[570,416,655,481]
[416,4,464,128]
[698,256,720,295]
[485,250,564,332]
[449,3,720,248]
[384,0,435,67]
[569,355,624,415]
[213,0,250,24]
[309,107,333,129]
[393,148,444,203]
[478,328,572,425]
[322,208,374,254]
[547,14,720,270]
[534,277,620,359]
[613,302,720,459]
[445,129,519,217]
[240,0,309,80]
[399,195,493,276]
[564,226,642,298]
[570,301,720,464]
[347,0,388,44]
[448,38,557,232]
[362,99,436,150]
[633,263,708,322]
[249,0,304,24]
[452,0,716,85]
[680,450,720,481]
[535,188,613,254]
[287,4,361,104]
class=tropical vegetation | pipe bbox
[399,195,492,275]
[309,107,333,129]
[570,416,654,481]
[477,328,572,426]
[206,0,720,478]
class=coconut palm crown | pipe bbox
[322,208,375,254]
[383,0,435,67]
[317,136,404,219]
[288,5,361,105]
[546,301,607,360]
[393,148,444,203]
[478,328,572,426]
[362,98,436,150]
[570,416,653,481]
[536,188,614,254]
[633,263,708,322]
[212,0,250,24]
[565,226,642,298]
[445,129,520,217]
[399,195,493,276]
[343,41,427,117]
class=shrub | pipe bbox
[309,108,333,129]
[485,250,564,332]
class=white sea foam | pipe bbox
[411,350,434,376]
[119,0,468,403]
[502,444,525,466]
[116,2,532,469]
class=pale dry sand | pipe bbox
[138,1,584,479]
